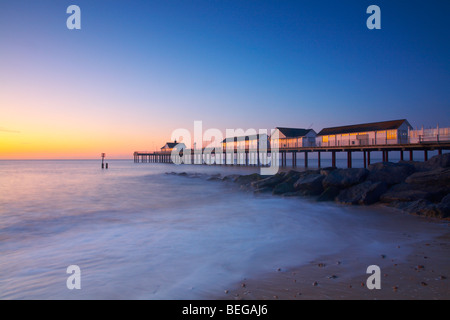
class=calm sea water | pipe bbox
[0,160,446,299]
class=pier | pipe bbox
[134,142,450,169]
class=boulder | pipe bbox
[395,200,440,218]
[425,153,450,170]
[319,167,337,176]
[282,191,305,197]
[380,183,446,203]
[207,175,222,181]
[322,168,369,189]
[273,182,295,195]
[222,174,240,181]
[398,160,429,172]
[367,162,415,185]
[336,181,388,205]
[436,194,450,218]
[253,187,273,194]
[234,173,262,186]
[405,167,450,188]
[294,174,325,195]
[251,172,286,189]
[317,186,342,202]
[284,170,303,181]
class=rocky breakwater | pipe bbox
[222,153,450,219]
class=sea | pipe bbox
[0,158,446,299]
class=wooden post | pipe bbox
[318,151,321,168]
[347,151,352,168]
[438,149,443,156]
[400,150,404,161]
[304,151,308,168]
[101,153,106,169]
[363,151,367,169]
[332,151,336,168]
[386,150,389,162]
[424,150,428,161]
[410,150,414,161]
[367,151,371,166]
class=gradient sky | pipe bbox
[1,0,449,159]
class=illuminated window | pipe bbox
[342,134,349,137]
[322,136,329,143]
[387,130,397,140]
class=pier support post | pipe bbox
[400,150,404,161]
[318,151,321,168]
[367,151,371,166]
[363,151,367,169]
[386,150,389,162]
[424,150,428,161]
[438,149,443,156]
[347,151,352,168]
[410,150,414,161]
[304,151,308,168]
[332,151,336,168]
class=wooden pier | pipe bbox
[134,142,450,169]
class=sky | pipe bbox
[0,0,449,159]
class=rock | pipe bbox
[405,168,450,188]
[284,170,303,181]
[425,153,450,170]
[317,186,341,202]
[253,187,273,194]
[319,167,337,176]
[322,168,369,189]
[367,162,415,185]
[435,194,450,218]
[222,174,240,181]
[399,160,429,172]
[281,191,305,197]
[251,172,286,189]
[336,181,388,205]
[294,174,325,195]
[207,175,222,181]
[273,181,295,195]
[393,199,440,218]
[380,183,446,203]
[234,173,262,186]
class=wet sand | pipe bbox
[218,221,450,300]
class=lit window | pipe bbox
[387,130,397,140]
[322,136,329,143]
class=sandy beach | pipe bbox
[219,216,450,300]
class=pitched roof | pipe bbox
[276,127,314,138]
[317,119,411,136]
[161,142,184,149]
[221,134,267,143]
